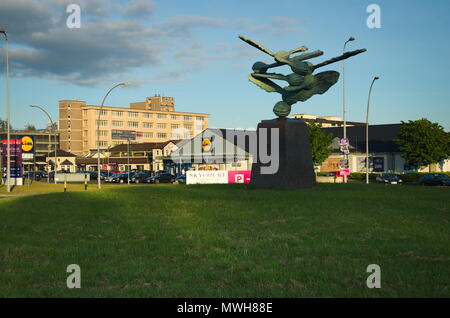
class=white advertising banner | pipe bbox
[186,170,228,184]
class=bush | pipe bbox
[348,172,380,180]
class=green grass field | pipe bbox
[0,182,449,297]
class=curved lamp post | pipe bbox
[0,29,11,192]
[97,82,130,189]
[30,105,57,184]
[365,76,380,184]
[342,36,355,183]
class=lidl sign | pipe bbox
[19,135,35,153]
[202,136,214,152]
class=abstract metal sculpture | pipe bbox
[239,35,367,117]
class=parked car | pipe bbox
[419,173,450,186]
[131,171,152,184]
[110,172,132,184]
[174,174,186,184]
[376,173,403,184]
[145,172,176,184]
[105,172,120,183]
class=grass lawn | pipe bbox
[0,183,449,297]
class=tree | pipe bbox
[24,123,37,131]
[0,118,11,131]
[307,122,333,167]
[395,118,450,172]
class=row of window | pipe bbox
[93,120,200,130]
[90,109,204,121]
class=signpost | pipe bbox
[111,130,136,140]
[2,139,23,186]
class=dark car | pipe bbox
[111,172,132,184]
[174,174,186,184]
[131,171,152,184]
[145,172,176,184]
[376,173,403,184]
[419,173,450,186]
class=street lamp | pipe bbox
[365,76,380,184]
[342,36,355,184]
[30,105,57,184]
[97,82,130,189]
[0,29,11,192]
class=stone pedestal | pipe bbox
[250,117,316,189]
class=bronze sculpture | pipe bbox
[239,35,367,117]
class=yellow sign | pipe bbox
[21,135,34,152]
[202,138,213,152]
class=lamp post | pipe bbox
[30,105,57,184]
[342,36,355,183]
[97,82,130,189]
[0,29,11,192]
[365,76,380,184]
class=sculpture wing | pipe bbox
[252,73,287,81]
[239,35,274,57]
[248,74,283,93]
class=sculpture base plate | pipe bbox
[250,117,316,189]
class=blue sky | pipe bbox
[0,0,449,131]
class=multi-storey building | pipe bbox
[59,96,210,156]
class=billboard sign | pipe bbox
[186,170,251,184]
[2,139,23,179]
[18,135,35,153]
[372,157,384,172]
[186,170,228,184]
[111,130,136,140]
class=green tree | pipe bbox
[24,123,37,131]
[0,118,11,131]
[307,122,333,167]
[395,118,450,172]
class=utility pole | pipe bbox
[342,36,355,183]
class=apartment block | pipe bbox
[59,96,209,156]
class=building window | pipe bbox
[184,115,192,121]
[83,110,88,116]
[171,115,179,120]
[157,132,167,139]
[128,121,138,128]
[112,121,124,127]
[83,120,88,127]
[143,122,153,129]
[144,132,153,138]
[128,112,138,118]
[195,116,203,121]
[96,141,108,148]
[157,113,167,120]
[96,120,108,127]
[184,124,193,130]
[143,113,152,119]
[96,130,108,137]
[157,123,167,129]
[96,109,108,117]
[112,111,123,117]
[171,124,180,129]
[83,130,88,137]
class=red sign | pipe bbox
[228,170,251,183]
[337,169,350,177]
[136,131,143,137]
